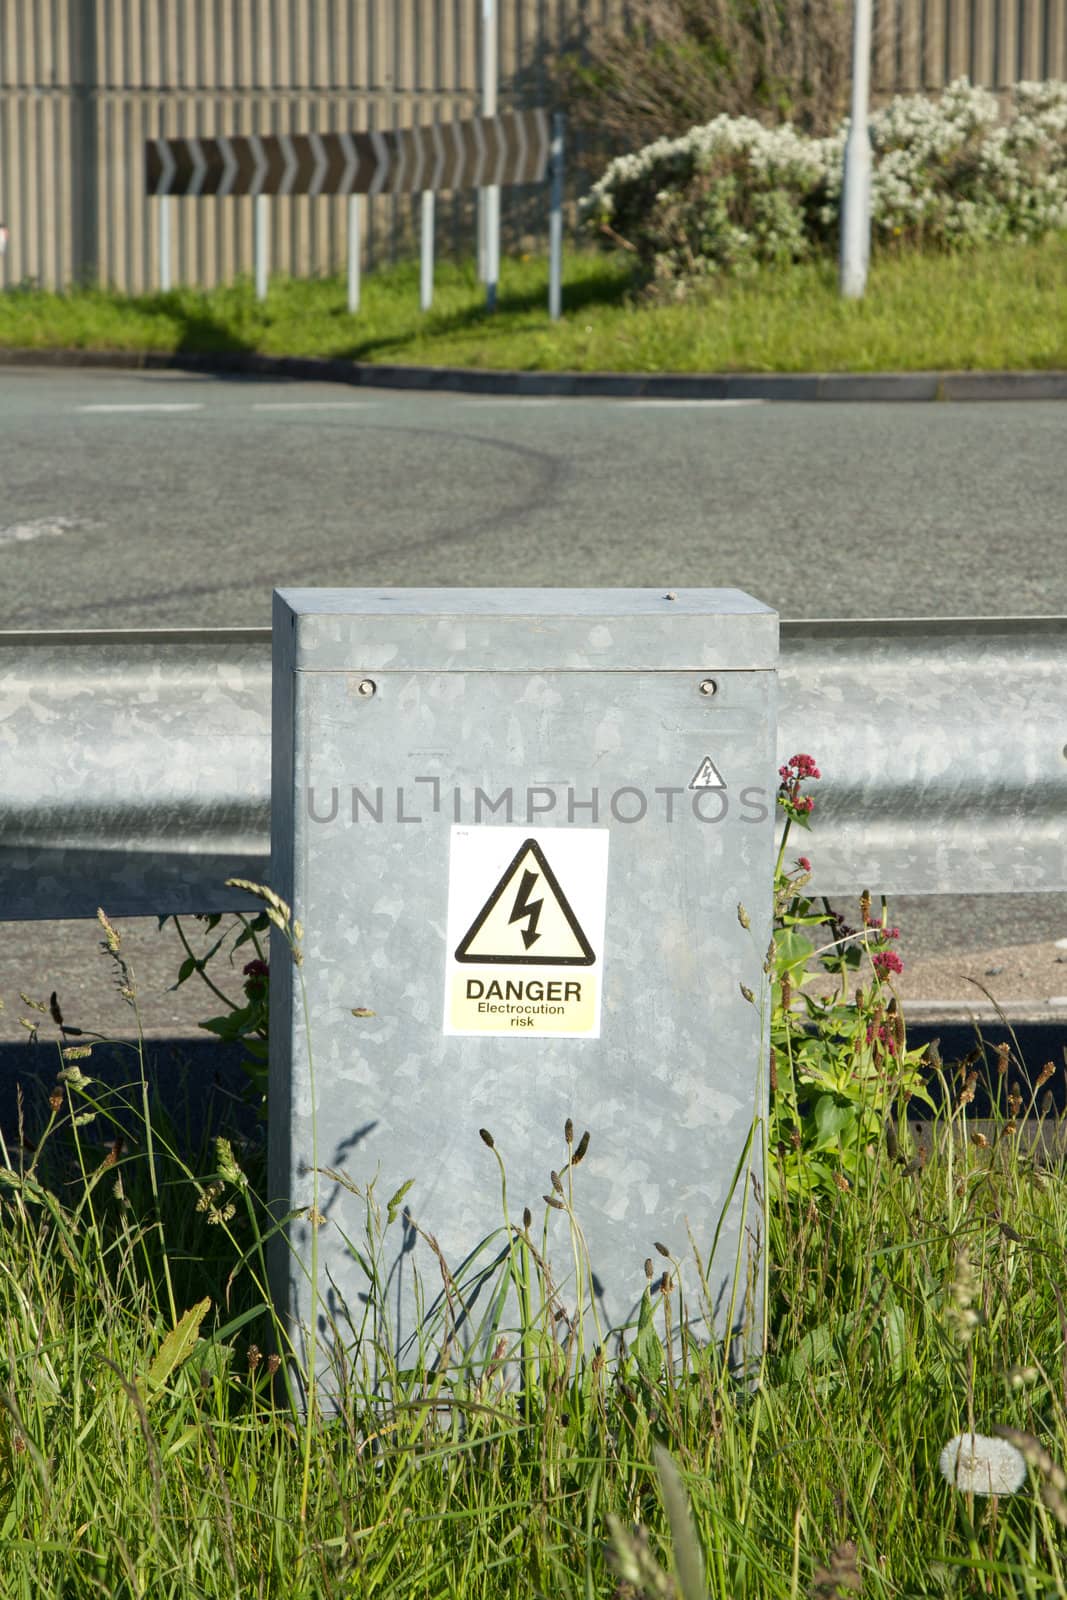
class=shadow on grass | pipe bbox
[333,259,636,363]
[4,283,259,360]
[0,1035,267,1314]
[5,262,638,368]
[0,1036,258,1157]
[142,293,258,356]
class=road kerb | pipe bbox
[1,347,1065,400]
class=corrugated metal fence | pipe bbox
[1,0,1065,293]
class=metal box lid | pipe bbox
[274,587,778,672]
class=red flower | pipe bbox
[777,753,821,823]
[797,856,811,872]
[782,753,821,780]
[872,950,904,978]
[242,957,270,1001]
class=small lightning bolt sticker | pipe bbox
[508,868,543,949]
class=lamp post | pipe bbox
[839,0,873,298]
[479,0,500,310]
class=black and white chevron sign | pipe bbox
[145,112,551,198]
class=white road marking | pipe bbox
[77,402,205,413]
[250,401,372,411]
[0,515,97,546]
[68,394,767,416]
[457,397,569,407]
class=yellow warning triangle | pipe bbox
[455,838,595,966]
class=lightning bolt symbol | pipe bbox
[508,868,543,950]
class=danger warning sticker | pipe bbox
[689,754,726,790]
[443,827,609,1037]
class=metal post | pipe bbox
[255,194,269,303]
[485,187,500,314]
[479,0,497,292]
[347,196,361,314]
[71,0,99,287]
[420,191,435,312]
[839,0,873,299]
[548,113,564,322]
[159,197,172,292]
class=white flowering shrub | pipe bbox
[580,79,1067,285]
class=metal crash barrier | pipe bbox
[1,614,1064,920]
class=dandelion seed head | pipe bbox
[939,1432,1027,1495]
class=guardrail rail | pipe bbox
[1,616,1064,919]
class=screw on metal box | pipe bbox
[699,679,718,696]
[357,679,377,698]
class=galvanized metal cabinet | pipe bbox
[270,588,777,1387]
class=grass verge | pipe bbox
[1,235,1065,372]
[4,862,1067,1597]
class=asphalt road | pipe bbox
[2,367,1066,629]
[2,366,1065,1030]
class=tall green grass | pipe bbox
[1,235,1065,371]
[2,904,1067,1598]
